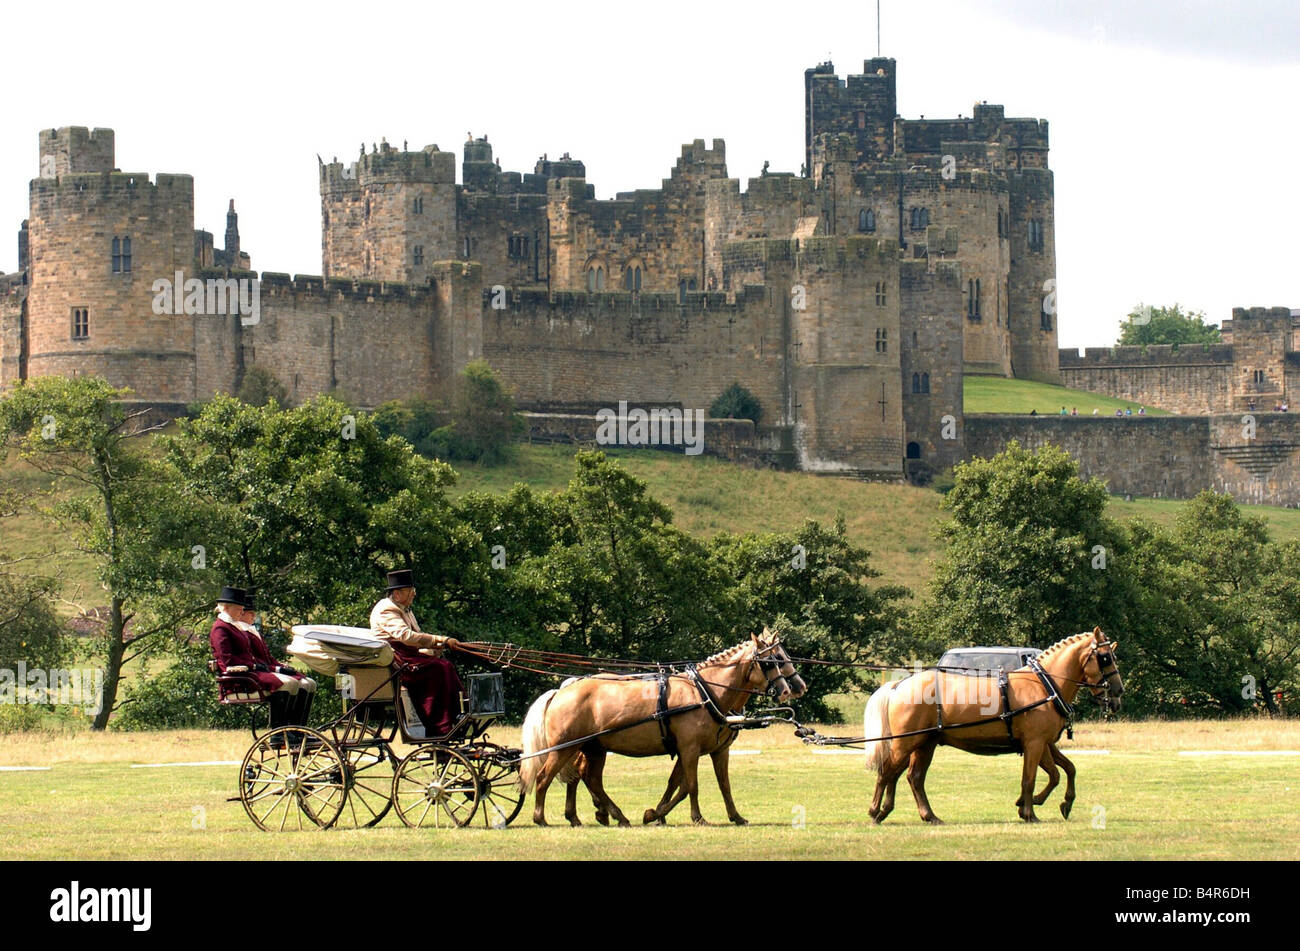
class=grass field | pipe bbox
[0,720,1295,860]
[964,374,1170,416]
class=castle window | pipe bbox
[912,331,918,348]
[413,245,424,265]
[909,207,930,232]
[509,236,530,261]
[1028,219,1045,252]
[364,198,371,221]
[587,264,606,292]
[912,373,921,394]
[967,278,981,319]
[623,263,643,292]
[463,237,471,258]
[997,209,1006,239]
[906,442,921,460]
[921,372,930,394]
[1040,305,1052,331]
[875,328,888,353]
[111,236,131,273]
[1254,369,1266,385]
[875,280,887,306]
[859,209,875,233]
[72,307,89,340]
[413,196,424,214]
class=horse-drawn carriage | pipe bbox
[214,626,524,831]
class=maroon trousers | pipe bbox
[390,642,463,735]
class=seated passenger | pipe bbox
[369,570,462,736]
[209,585,315,729]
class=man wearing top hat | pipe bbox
[369,569,462,736]
[209,585,315,728]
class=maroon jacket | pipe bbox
[209,617,287,693]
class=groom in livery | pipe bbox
[369,569,462,736]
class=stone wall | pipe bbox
[1059,344,1235,415]
[965,413,1300,506]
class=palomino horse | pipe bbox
[862,627,1122,823]
[518,629,805,826]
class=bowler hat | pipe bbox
[385,569,415,592]
[218,585,247,606]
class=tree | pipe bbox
[710,383,762,424]
[0,378,197,729]
[1117,304,1220,347]
[710,517,912,720]
[1121,493,1300,715]
[0,546,64,673]
[918,442,1128,651]
[437,360,524,464]
[235,366,291,408]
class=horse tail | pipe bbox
[862,680,898,773]
[518,689,557,794]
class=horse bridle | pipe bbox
[1080,643,1122,706]
[749,639,799,701]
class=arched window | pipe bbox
[875,280,887,306]
[858,209,875,233]
[910,207,929,232]
[588,263,607,292]
[921,372,930,394]
[912,373,921,394]
[623,262,643,291]
[875,328,888,353]
[906,442,921,460]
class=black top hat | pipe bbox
[217,585,247,607]
[242,588,257,611]
[385,569,415,592]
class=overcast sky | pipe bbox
[2,0,1295,350]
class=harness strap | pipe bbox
[657,668,678,759]
[688,665,731,725]
[935,670,944,730]
[1029,657,1074,720]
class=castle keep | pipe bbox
[0,58,1061,481]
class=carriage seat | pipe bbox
[207,659,275,705]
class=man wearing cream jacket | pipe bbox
[369,569,463,736]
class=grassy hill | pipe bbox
[11,440,1300,617]
[964,374,1169,416]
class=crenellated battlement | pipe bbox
[38,126,115,177]
[320,143,455,193]
[1059,344,1235,367]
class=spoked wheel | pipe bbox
[466,743,524,829]
[334,743,398,829]
[392,746,480,829]
[239,727,347,831]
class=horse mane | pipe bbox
[1035,632,1093,663]
[699,640,750,668]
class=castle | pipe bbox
[0,58,1061,481]
[8,58,1297,504]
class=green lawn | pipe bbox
[964,375,1169,417]
[0,720,1294,859]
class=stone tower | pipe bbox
[320,141,458,282]
[25,127,198,406]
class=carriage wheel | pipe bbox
[333,743,398,829]
[392,746,480,829]
[467,743,525,828]
[239,727,347,832]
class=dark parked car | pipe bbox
[937,646,1042,674]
